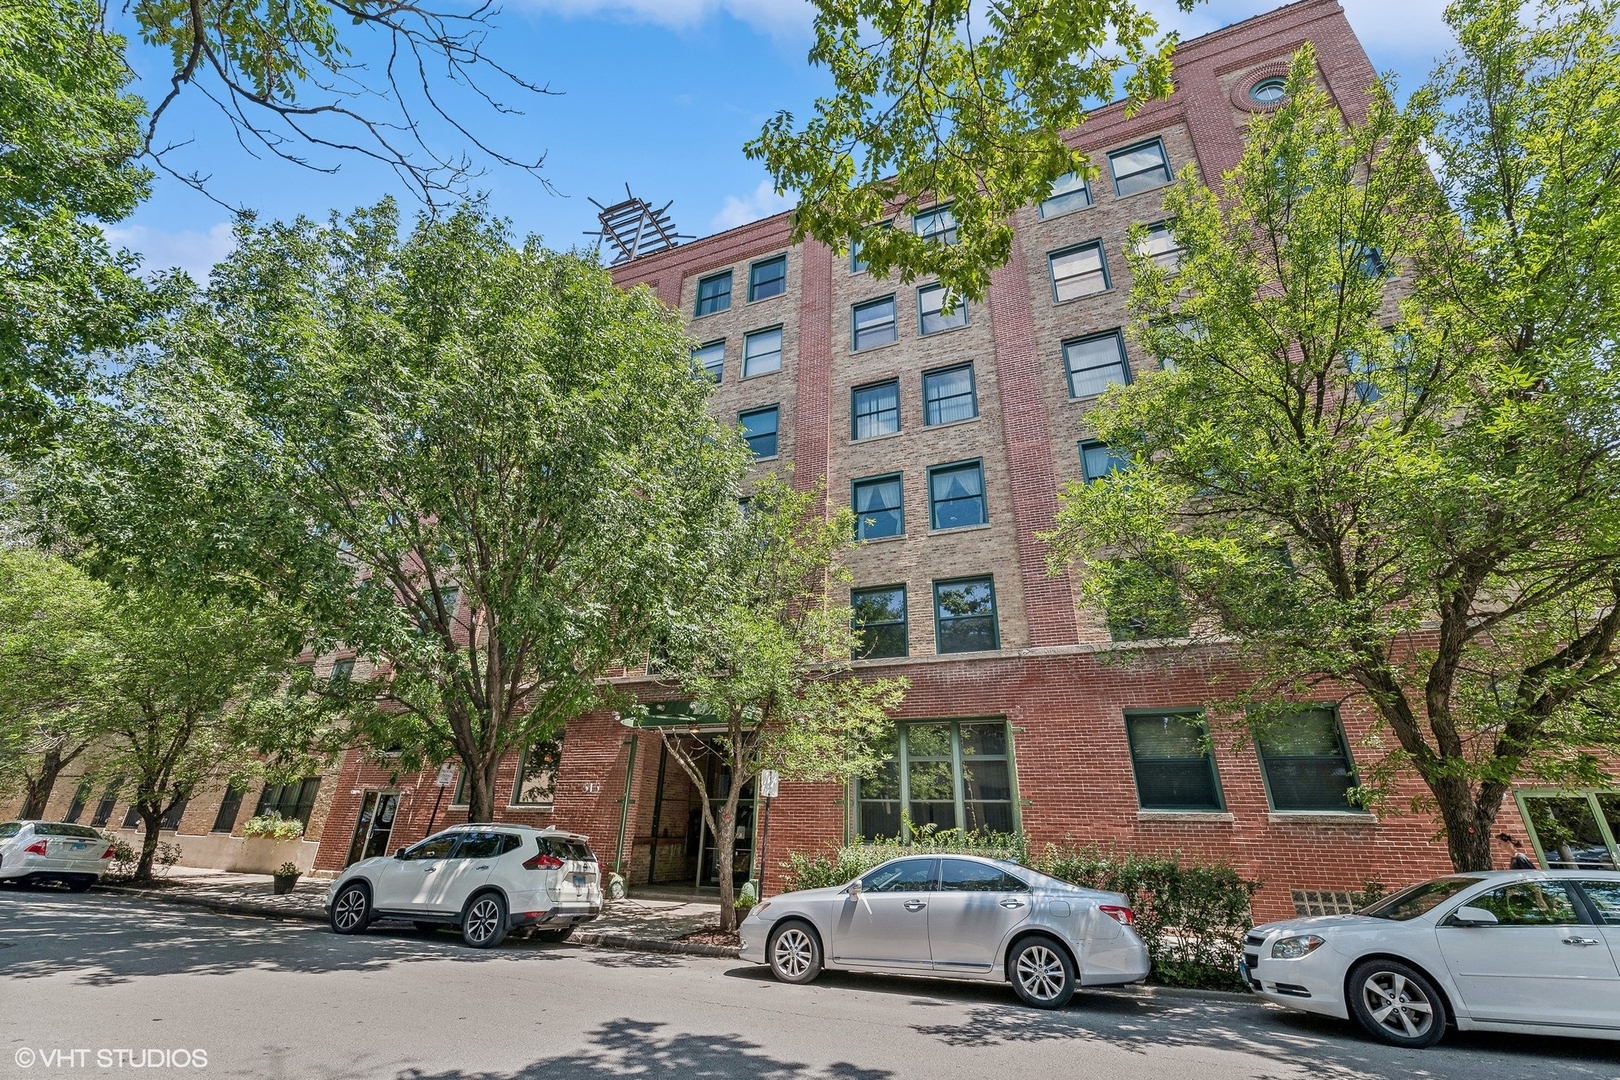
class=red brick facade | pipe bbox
[309,2,1545,921]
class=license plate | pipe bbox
[70,842,88,851]
[572,874,585,887]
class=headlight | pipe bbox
[1271,934,1325,960]
[750,902,770,917]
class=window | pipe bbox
[512,735,563,807]
[62,778,93,824]
[160,796,188,831]
[743,327,782,376]
[934,577,998,653]
[1579,879,1620,924]
[1108,138,1172,196]
[255,777,322,828]
[1464,881,1583,926]
[941,858,1028,892]
[739,406,779,458]
[1049,241,1109,302]
[123,804,140,828]
[402,833,457,860]
[853,474,903,540]
[922,363,977,425]
[856,720,1015,840]
[330,657,355,683]
[90,778,123,827]
[695,271,732,317]
[852,380,900,440]
[852,586,908,659]
[1125,712,1223,811]
[1135,221,1183,271]
[914,205,957,245]
[1039,172,1092,218]
[212,784,246,833]
[1103,557,1189,641]
[1517,790,1619,869]
[1063,331,1132,398]
[861,858,940,892]
[1080,441,1129,483]
[918,284,966,334]
[1250,77,1287,104]
[416,587,459,635]
[1257,708,1359,812]
[852,296,897,350]
[748,255,787,301]
[691,340,725,382]
[453,831,507,860]
[928,461,986,530]
[851,220,890,273]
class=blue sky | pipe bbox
[106,1,1455,280]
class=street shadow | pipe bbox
[0,890,567,987]
[576,948,689,970]
[389,1017,892,1080]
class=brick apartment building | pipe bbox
[34,1,1602,919]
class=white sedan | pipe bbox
[1243,869,1620,1047]
[324,824,603,948]
[0,821,115,891]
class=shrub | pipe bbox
[241,813,305,841]
[274,861,301,877]
[782,831,1260,991]
[155,841,182,876]
[736,880,758,912]
[101,833,137,880]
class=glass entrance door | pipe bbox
[695,760,755,887]
[345,791,401,866]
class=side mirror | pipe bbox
[846,880,862,899]
[394,847,407,859]
[1452,905,1499,926]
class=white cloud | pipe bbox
[102,221,236,283]
[710,180,794,231]
[520,0,811,38]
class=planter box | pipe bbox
[232,837,310,875]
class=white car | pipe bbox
[324,824,603,948]
[0,821,115,891]
[1243,869,1620,1047]
[739,854,1149,1009]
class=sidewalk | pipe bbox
[93,867,734,957]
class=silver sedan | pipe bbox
[739,854,1149,1008]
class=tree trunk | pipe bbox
[463,753,498,823]
[1433,778,1500,871]
[20,748,68,818]
[134,805,162,882]
[715,779,747,934]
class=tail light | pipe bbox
[523,852,563,871]
[101,846,116,860]
[23,840,48,856]
[1099,904,1134,926]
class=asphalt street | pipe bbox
[2,888,1617,1080]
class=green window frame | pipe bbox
[1135,221,1183,271]
[748,255,787,302]
[1124,711,1224,811]
[922,362,977,425]
[254,777,322,828]
[933,576,999,653]
[691,340,725,382]
[851,220,891,272]
[1038,172,1093,218]
[739,406,779,458]
[914,205,957,245]
[851,585,908,659]
[1080,440,1130,482]
[853,296,897,350]
[1514,789,1620,869]
[927,459,986,530]
[853,473,904,540]
[1108,138,1172,197]
[1063,330,1132,399]
[917,283,966,334]
[852,379,900,440]
[1049,240,1110,302]
[1255,707,1361,812]
[855,719,1016,840]
[695,271,732,317]
[511,733,564,808]
[743,327,783,377]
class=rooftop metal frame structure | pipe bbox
[586,185,692,265]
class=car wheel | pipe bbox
[534,926,575,943]
[767,920,822,984]
[67,876,95,894]
[1346,958,1448,1048]
[329,884,372,935]
[1008,935,1076,1009]
[461,892,509,949]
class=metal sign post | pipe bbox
[426,763,456,835]
[755,770,780,895]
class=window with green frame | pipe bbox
[856,719,1015,840]
[695,271,732,316]
[851,585,907,659]
[1124,711,1223,811]
[1256,707,1360,812]
[933,577,998,653]
[748,255,787,301]
[1516,789,1620,869]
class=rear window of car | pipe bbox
[538,837,596,862]
[0,822,21,839]
[1360,876,1481,920]
[33,824,104,839]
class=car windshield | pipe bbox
[0,822,20,839]
[1359,876,1481,920]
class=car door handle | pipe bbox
[1563,936,1603,947]
[999,899,1025,909]
[422,867,436,873]
[475,865,490,870]
[903,900,927,911]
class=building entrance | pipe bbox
[643,738,757,889]
[345,791,400,866]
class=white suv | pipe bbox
[325,824,603,948]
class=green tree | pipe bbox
[45,202,750,824]
[1045,12,1620,874]
[0,546,111,817]
[746,0,1197,303]
[650,476,908,932]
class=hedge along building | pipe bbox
[307,0,1615,920]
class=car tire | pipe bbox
[67,876,95,893]
[767,919,822,985]
[461,892,509,949]
[1008,935,1076,1009]
[534,926,575,943]
[1346,957,1448,1048]
[329,884,372,935]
